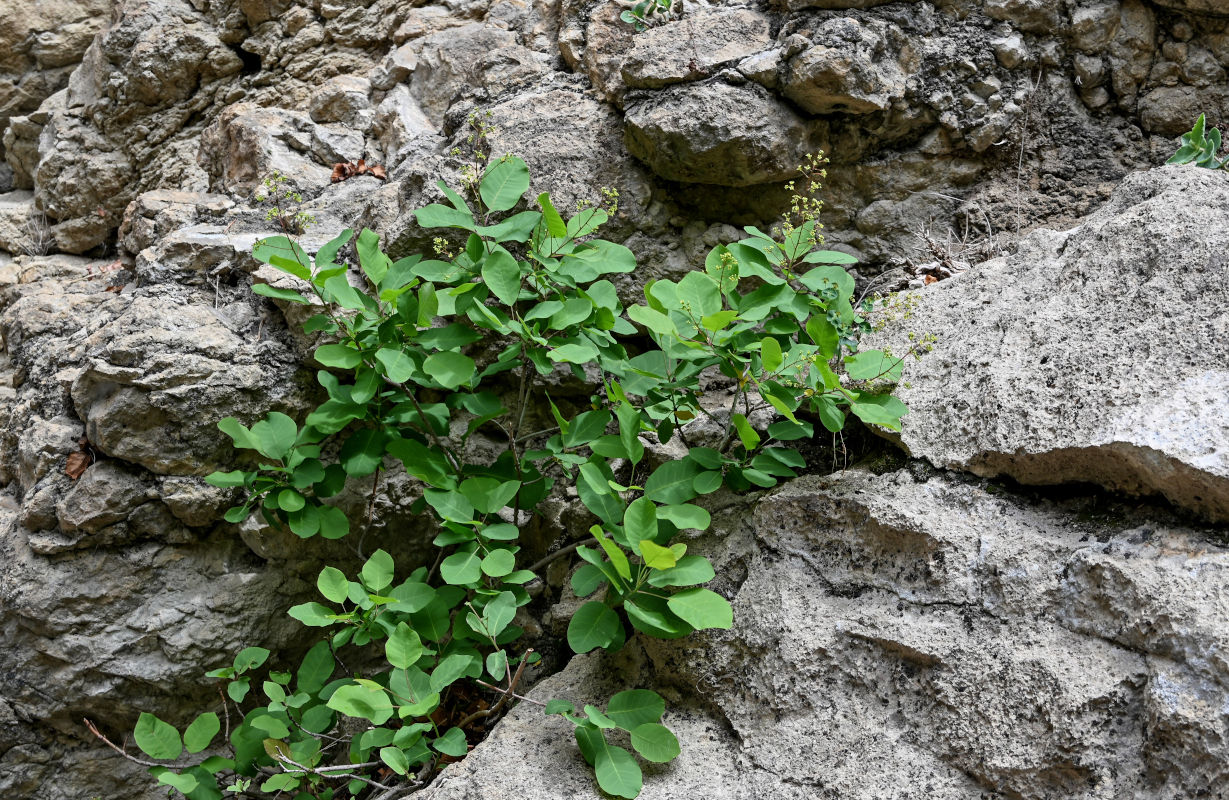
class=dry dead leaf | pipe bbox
[330,159,388,183]
[65,451,91,480]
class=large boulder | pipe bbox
[418,470,1229,799]
[871,166,1229,522]
[624,81,822,187]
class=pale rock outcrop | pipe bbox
[0,0,112,190]
[872,166,1229,522]
[624,82,820,187]
[419,471,1229,799]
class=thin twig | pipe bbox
[455,649,534,729]
[473,680,547,707]
[84,719,193,770]
[527,537,597,575]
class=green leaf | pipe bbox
[433,727,469,757]
[622,497,657,544]
[424,489,476,524]
[675,271,722,318]
[315,343,362,369]
[296,641,334,694]
[595,529,632,581]
[440,550,482,585]
[226,677,250,703]
[317,566,348,603]
[545,699,575,716]
[318,504,350,539]
[594,743,643,799]
[386,623,424,670]
[248,713,289,739]
[643,460,701,505]
[375,348,417,383]
[423,351,475,389]
[849,393,909,431]
[253,236,310,274]
[537,192,568,237]
[630,723,680,763]
[647,555,716,587]
[481,548,516,577]
[327,683,394,725]
[616,403,645,466]
[761,336,783,372]
[701,309,739,331]
[567,601,620,654]
[183,713,220,754]
[204,470,246,488]
[251,283,310,304]
[844,350,903,382]
[605,689,665,730]
[151,768,199,795]
[731,413,760,451]
[288,602,336,627]
[249,412,298,460]
[627,304,677,336]
[688,471,721,497]
[480,156,530,212]
[571,563,607,596]
[585,705,618,729]
[666,588,733,630]
[340,428,387,477]
[549,342,598,364]
[485,650,508,681]
[134,713,182,760]
[481,247,522,305]
[430,654,474,692]
[639,539,677,570]
[802,249,858,265]
[806,315,839,359]
[359,549,394,592]
[380,746,411,776]
[655,503,710,531]
[315,228,354,270]
[233,647,270,673]
[483,591,517,635]
[415,203,476,230]
[356,228,391,287]
[799,264,855,303]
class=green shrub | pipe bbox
[124,153,907,799]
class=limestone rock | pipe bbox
[0,0,111,165]
[624,82,819,186]
[308,75,372,125]
[782,18,916,115]
[418,471,1229,799]
[620,11,773,90]
[198,103,335,196]
[68,289,315,475]
[871,166,1229,522]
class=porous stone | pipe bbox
[782,18,916,115]
[620,11,773,90]
[417,470,1229,799]
[870,166,1229,522]
[624,82,819,186]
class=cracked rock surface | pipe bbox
[419,470,1229,800]
[870,166,1229,523]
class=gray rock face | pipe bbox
[871,166,1229,522]
[418,470,1229,800]
[625,82,820,187]
[0,0,1227,797]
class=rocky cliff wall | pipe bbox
[0,0,1227,799]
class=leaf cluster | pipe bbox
[1168,114,1229,170]
[129,154,906,799]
